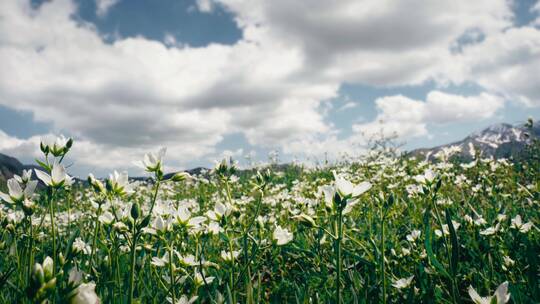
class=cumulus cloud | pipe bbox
[353,91,505,139]
[0,130,41,159]
[216,0,512,86]
[0,0,537,174]
[354,95,429,138]
[0,0,334,173]
[455,27,540,106]
[213,0,539,106]
[425,91,504,122]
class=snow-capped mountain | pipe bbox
[409,121,540,161]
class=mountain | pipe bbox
[409,121,540,161]
[0,153,24,185]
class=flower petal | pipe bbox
[494,281,510,303]
[35,169,52,186]
[335,177,353,197]
[7,179,23,199]
[24,180,38,197]
[0,191,14,204]
[352,181,372,197]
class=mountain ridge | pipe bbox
[408,121,539,161]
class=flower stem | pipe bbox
[148,179,161,216]
[380,212,386,304]
[48,189,56,275]
[27,216,34,287]
[128,231,138,304]
[335,207,343,304]
[228,233,236,304]
[88,214,101,273]
[168,244,176,304]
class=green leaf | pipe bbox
[0,267,15,290]
[64,228,81,261]
[445,209,459,277]
[226,283,234,304]
[423,207,450,278]
[35,159,50,172]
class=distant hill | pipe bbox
[1,121,539,184]
[0,153,45,188]
[0,151,209,184]
[0,153,24,185]
[409,121,540,161]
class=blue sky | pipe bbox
[1,0,540,177]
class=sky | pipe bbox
[1,0,540,177]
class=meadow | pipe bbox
[0,129,538,303]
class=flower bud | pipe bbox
[32,263,45,285]
[171,172,191,182]
[131,202,141,220]
[293,214,317,228]
[40,142,49,154]
[66,138,73,150]
[43,277,57,292]
[42,256,54,280]
[59,252,66,266]
[88,174,105,194]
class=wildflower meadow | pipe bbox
[0,125,539,303]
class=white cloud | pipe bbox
[0,0,537,173]
[213,0,540,108]
[353,95,428,139]
[216,0,512,86]
[532,1,540,14]
[0,0,336,174]
[0,130,201,177]
[95,0,119,17]
[425,91,504,122]
[196,0,214,13]
[454,27,540,106]
[353,91,505,139]
[0,130,40,158]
